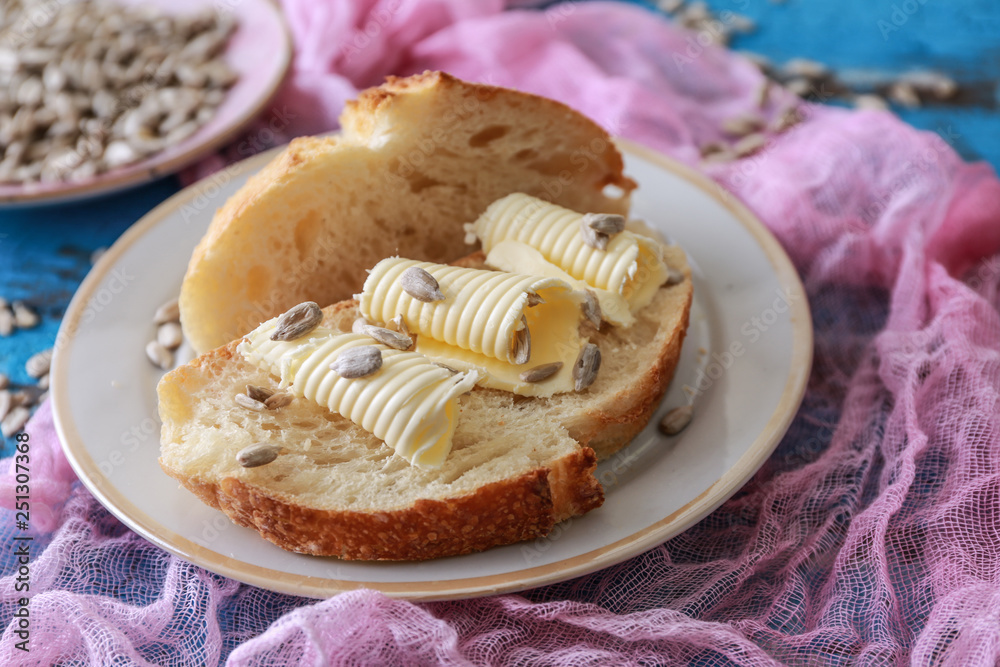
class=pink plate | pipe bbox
[0,0,292,206]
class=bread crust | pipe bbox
[160,252,690,560]
[161,454,602,560]
[180,71,638,354]
[159,302,605,561]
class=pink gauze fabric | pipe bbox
[5,1,1000,665]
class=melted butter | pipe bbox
[238,318,478,468]
[485,240,634,326]
[359,257,584,397]
[472,193,669,318]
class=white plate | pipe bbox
[0,0,291,207]
[52,139,812,601]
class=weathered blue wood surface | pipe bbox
[0,0,997,455]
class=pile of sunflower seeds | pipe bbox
[0,347,51,438]
[0,0,238,184]
[659,0,962,164]
[146,296,183,370]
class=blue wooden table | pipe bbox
[1,0,997,456]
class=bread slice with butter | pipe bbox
[180,71,636,354]
[157,248,691,560]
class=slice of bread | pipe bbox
[158,249,691,560]
[180,71,637,354]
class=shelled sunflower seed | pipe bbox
[146,295,185,370]
[400,267,445,303]
[659,405,693,436]
[0,0,239,184]
[157,321,183,350]
[25,348,52,378]
[12,301,38,328]
[237,443,280,468]
[331,345,383,379]
[1,405,30,438]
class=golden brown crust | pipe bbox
[577,284,693,460]
[159,300,606,560]
[455,251,694,461]
[345,71,635,194]
[161,460,571,560]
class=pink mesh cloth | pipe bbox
[4,1,1000,664]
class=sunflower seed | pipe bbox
[702,149,736,164]
[573,343,601,391]
[237,443,280,468]
[264,392,293,409]
[659,405,693,435]
[1,406,30,438]
[782,58,827,80]
[145,340,173,370]
[525,290,545,307]
[581,290,602,327]
[331,345,383,378]
[37,373,50,390]
[0,390,10,421]
[25,348,53,378]
[10,388,38,408]
[351,317,370,335]
[742,51,772,73]
[699,142,727,158]
[400,267,445,302]
[583,212,626,236]
[357,323,413,350]
[0,308,14,336]
[785,78,812,98]
[12,301,38,329]
[520,362,563,383]
[512,317,531,365]
[234,392,266,411]
[771,107,804,133]
[729,13,756,34]
[888,81,920,108]
[271,301,323,341]
[900,71,957,100]
[434,362,460,373]
[665,267,685,286]
[580,223,610,251]
[246,384,273,403]
[853,94,889,111]
[157,321,183,350]
[390,314,409,336]
[154,298,180,324]
[721,114,765,137]
[733,133,767,158]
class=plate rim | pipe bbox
[51,138,813,601]
[0,0,293,207]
